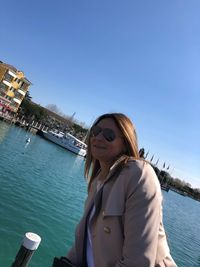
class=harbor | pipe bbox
[1,0,200,265]
[1,110,200,201]
[0,121,200,267]
[0,111,87,158]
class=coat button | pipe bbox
[103,226,111,234]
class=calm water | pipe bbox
[0,121,200,267]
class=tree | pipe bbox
[46,104,62,115]
[20,99,47,121]
[24,90,32,101]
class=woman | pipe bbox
[67,113,177,267]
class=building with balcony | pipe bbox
[0,60,32,113]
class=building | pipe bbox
[0,61,31,113]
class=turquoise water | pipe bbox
[0,121,200,267]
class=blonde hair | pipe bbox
[85,113,140,190]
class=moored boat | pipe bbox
[161,183,170,192]
[42,130,87,157]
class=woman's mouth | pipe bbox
[93,144,106,149]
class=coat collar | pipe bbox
[90,154,129,192]
[104,154,129,183]
[85,155,131,215]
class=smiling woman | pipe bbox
[89,118,126,173]
[58,113,178,267]
[85,113,139,188]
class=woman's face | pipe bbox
[90,118,126,165]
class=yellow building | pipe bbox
[0,61,31,113]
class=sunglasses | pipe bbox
[91,125,117,142]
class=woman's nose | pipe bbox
[94,131,104,140]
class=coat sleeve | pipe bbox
[67,181,96,266]
[115,163,162,267]
[66,200,88,265]
[67,243,77,265]
[66,214,85,266]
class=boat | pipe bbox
[178,190,188,197]
[42,130,87,157]
[161,183,170,192]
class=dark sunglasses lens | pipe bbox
[91,126,102,137]
[103,128,116,142]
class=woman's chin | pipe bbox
[92,152,105,161]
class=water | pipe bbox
[0,121,200,267]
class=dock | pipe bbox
[0,112,48,134]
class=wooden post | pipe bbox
[11,232,41,267]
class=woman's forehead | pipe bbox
[97,118,119,130]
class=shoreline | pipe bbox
[0,115,200,201]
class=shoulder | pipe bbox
[120,159,155,180]
[126,159,158,178]
[119,159,162,199]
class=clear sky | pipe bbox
[1,0,199,188]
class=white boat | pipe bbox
[42,130,87,157]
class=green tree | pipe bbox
[24,90,32,101]
[20,99,47,121]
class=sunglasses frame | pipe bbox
[91,125,117,142]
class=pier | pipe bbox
[0,112,49,134]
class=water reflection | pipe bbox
[68,154,85,173]
[0,121,10,144]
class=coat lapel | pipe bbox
[76,155,129,266]
[103,154,128,184]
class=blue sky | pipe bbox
[1,0,200,188]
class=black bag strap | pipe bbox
[52,257,77,267]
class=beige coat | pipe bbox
[67,157,177,267]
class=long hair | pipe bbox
[85,113,140,190]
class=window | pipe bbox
[0,82,8,91]
[15,78,22,85]
[20,82,28,91]
[11,100,18,107]
[14,92,23,100]
[5,95,12,101]
[4,72,13,82]
[0,91,5,97]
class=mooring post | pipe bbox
[11,232,41,267]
